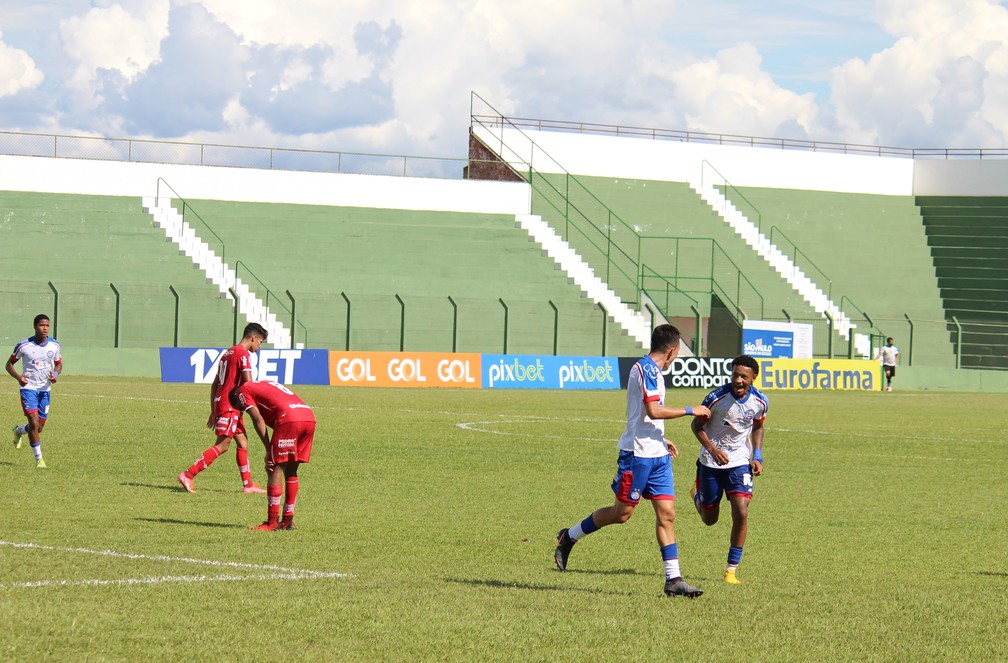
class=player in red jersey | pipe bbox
[178,323,269,494]
[230,380,316,531]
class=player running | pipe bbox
[690,354,768,585]
[178,323,268,494]
[554,324,709,598]
[7,314,61,469]
[230,381,316,531]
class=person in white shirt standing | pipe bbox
[874,337,900,392]
[6,314,62,468]
[554,324,710,598]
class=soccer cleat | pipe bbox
[242,483,266,494]
[554,528,574,571]
[250,520,279,531]
[36,458,47,469]
[177,472,195,493]
[278,517,295,531]
[886,386,892,392]
[12,425,23,449]
[724,569,742,585]
[663,576,704,598]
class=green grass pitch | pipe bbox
[1,377,1006,661]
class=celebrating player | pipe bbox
[7,314,62,469]
[554,324,710,598]
[229,381,316,531]
[690,354,768,585]
[178,322,268,494]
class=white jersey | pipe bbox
[877,344,899,366]
[10,336,62,391]
[698,383,769,469]
[618,355,668,458]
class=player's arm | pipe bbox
[244,405,271,448]
[691,414,730,466]
[5,356,26,386]
[50,358,62,383]
[749,419,764,476]
[239,368,253,385]
[644,400,710,421]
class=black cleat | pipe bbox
[663,576,704,598]
[554,528,574,571]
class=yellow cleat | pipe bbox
[12,425,23,449]
[36,459,47,469]
[723,569,742,585]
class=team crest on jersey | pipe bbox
[630,488,642,501]
[643,364,660,381]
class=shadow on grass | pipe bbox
[565,567,650,577]
[447,577,632,596]
[134,517,245,529]
[976,571,1008,578]
[121,481,229,494]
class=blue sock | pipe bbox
[727,546,743,568]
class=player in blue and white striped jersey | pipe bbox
[690,354,767,585]
[6,314,62,468]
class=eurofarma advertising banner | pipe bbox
[328,352,481,388]
[742,320,814,358]
[482,355,620,390]
[159,347,330,384]
[619,356,877,391]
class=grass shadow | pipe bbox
[121,481,229,494]
[565,567,650,577]
[447,577,632,596]
[975,571,1008,578]
[134,517,244,530]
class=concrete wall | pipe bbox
[473,125,915,195]
[0,154,531,214]
[913,159,1008,196]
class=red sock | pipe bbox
[266,484,283,524]
[236,447,253,487]
[283,477,299,520]
[187,446,222,478]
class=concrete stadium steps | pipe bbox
[161,199,645,355]
[917,195,1008,369]
[0,191,233,348]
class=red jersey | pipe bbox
[212,344,252,416]
[234,381,315,428]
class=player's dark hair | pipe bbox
[33,314,50,326]
[228,387,245,411]
[732,354,760,377]
[650,324,681,353]
[243,322,268,342]
[886,337,893,344]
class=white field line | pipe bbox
[0,540,351,590]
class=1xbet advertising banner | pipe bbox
[160,347,330,384]
[328,351,481,388]
[482,355,619,390]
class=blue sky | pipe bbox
[0,0,1006,160]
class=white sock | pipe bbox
[568,522,586,541]
[31,443,42,461]
[664,559,682,580]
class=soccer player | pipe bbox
[874,337,900,392]
[7,314,62,469]
[229,381,316,531]
[177,322,269,494]
[690,354,768,585]
[554,324,710,598]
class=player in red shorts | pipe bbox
[230,380,316,531]
[177,323,269,494]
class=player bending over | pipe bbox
[555,324,710,598]
[230,381,316,531]
[690,354,768,585]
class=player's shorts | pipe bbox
[268,420,315,465]
[883,365,896,376]
[611,450,674,506]
[695,460,753,508]
[19,389,50,420]
[213,410,246,438]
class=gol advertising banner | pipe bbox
[328,351,482,388]
[482,355,620,390]
[160,347,330,384]
[756,358,877,391]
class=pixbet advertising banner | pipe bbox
[482,355,619,390]
[160,347,330,384]
[328,351,481,388]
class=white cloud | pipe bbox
[60,1,169,86]
[0,29,43,97]
[832,0,1008,146]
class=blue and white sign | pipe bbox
[482,355,619,390]
[160,347,330,384]
[742,321,813,359]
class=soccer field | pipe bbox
[1,378,1006,661]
